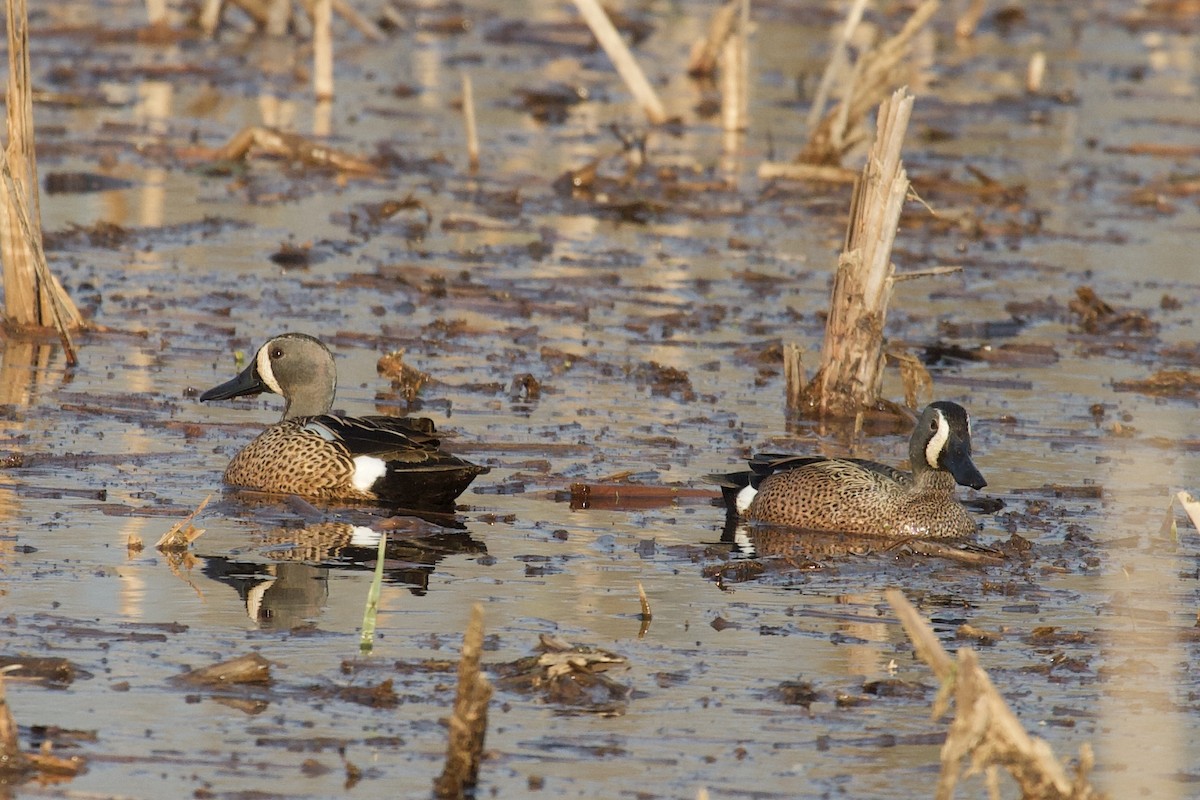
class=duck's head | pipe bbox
[910,401,986,490]
[200,333,337,420]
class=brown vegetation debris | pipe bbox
[213,126,377,175]
[492,634,630,715]
[177,652,272,687]
[268,240,314,269]
[0,656,78,687]
[376,350,429,404]
[155,494,209,551]
[336,678,399,709]
[508,372,541,401]
[630,360,694,399]
[1113,369,1200,400]
[1068,286,1156,335]
[776,678,820,708]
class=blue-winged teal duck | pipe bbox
[709,401,986,538]
[200,333,488,509]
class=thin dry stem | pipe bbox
[312,0,333,101]
[686,0,739,77]
[800,0,938,166]
[570,0,668,125]
[462,72,479,172]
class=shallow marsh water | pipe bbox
[3,1,1200,798]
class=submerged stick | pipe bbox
[434,604,492,799]
[570,0,668,125]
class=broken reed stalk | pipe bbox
[718,0,748,134]
[798,0,938,166]
[461,72,479,172]
[800,88,914,418]
[886,590,1102,800]
[434,603,492,799]
[686,0,739,78]
[804,0,868,135]
[570,0,668,125]
[312,0,333,101]
[0,670,32,778]
[0,0,82,362]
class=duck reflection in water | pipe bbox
[202,517,486,629]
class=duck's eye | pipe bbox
[930,418,938,431]
[270,347,284,359]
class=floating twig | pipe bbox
[177,652,272,687]
[155,493,210,551]
[214,126,377,174]
[570,0,668,125]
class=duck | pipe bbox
[199,333,488,509]
[708,401,986,538]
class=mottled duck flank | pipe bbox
[199,332,488,509]
[709,401,986,538]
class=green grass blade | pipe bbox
[359,531,388,655]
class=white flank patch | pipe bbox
[351,455,388,492]
[350,525,383,547]
[735,484,758,514]
[925,409,949,469]
[256,343,284,395]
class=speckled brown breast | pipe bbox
[223,420,372,501]
[746,459,977,538]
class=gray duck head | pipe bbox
[909,401,986,490]
[199,333,337,420]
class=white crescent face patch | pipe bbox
[256,343,285,396]
[924,408,950,470]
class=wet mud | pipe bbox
[2,1,1200,798]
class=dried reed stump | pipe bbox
[797,88,913,417]
[434,604,492,799]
